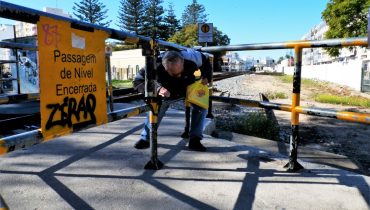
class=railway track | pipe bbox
[0,71,247,136]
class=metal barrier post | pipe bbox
[143,40,163,170]
[285,46,304,171]
[13,25,21,94]
[106,54,114,112]
[181,100,191,138]
[207,55,214,118]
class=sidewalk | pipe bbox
[0,109,369,209]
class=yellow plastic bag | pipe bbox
[186,80,209,109]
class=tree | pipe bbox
[117,0,147,35]
[143,0,165,39]
[162,2,181,40]
[181,0,208,26]
[322,0,370,57]
[168,24,230,71]
[73,0,111,27]
[168,24,230,47]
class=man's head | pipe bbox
[162,51,184,78]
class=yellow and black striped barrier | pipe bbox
[0,104,150,156]
[199,35,368,172]
[1,0,369,173]
[0,1,187,51]
[211,96,370,124]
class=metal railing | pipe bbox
[1,1,369,172]
[0,1,186,50]
[0,1,185,169]
[199,38,370,171]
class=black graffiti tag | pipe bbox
[46,94,97,130]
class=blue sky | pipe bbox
[0,0,329,59]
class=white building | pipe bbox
[301,21,370,65]
[244,56,255,70]
[221,52,247,71]
[43,7,71,18]
[110,49,145,80]
[0,24,17,91]
[259,57,275,67]
[15,7,70,38]
[15,22,37,37]
[276,21,370,92]
[0,24,14,40]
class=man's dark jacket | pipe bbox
[133,50,212,99]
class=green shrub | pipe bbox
[216,112,280,140]
[110,79,133,88]
[278,75,293,83]
[314,94,370,108]
[264,91,288,99]
[277,75,323,86]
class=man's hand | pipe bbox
[158,87,171,97]
[201,78,208,85]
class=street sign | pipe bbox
[198,23,213,43]
[37,16,109,140]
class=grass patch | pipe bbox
[111,79,133,88]
[277,75,323,86]
[216,112,279,140]
[314,94,370,108]
[272,74,370,108]
[278,75,293,83]
[264,91,288,99]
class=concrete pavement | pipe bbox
[0,109,369,209]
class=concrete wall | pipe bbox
[277,60,363,91]
[110,49,145,80]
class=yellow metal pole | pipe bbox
[285,46,304,171]
[143,40,163,170]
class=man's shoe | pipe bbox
[134,139,150,149]
[188,137,207,152]
[181,131,189,139]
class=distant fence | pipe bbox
[112,65,140,80]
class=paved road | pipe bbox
[0,110,369,209]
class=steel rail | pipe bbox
[199,37,368,52]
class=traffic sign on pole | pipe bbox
[198,23,213,43]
